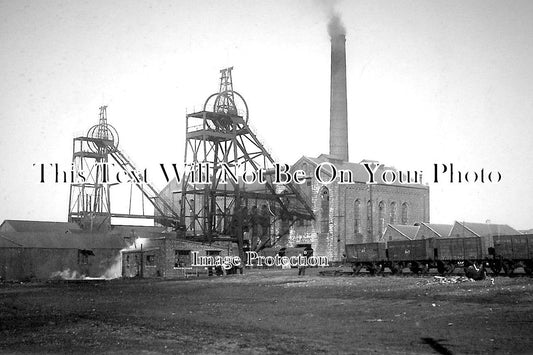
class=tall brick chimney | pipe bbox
[329,21,348,161]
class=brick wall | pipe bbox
[161,238,228,278]
[286,158,430,262]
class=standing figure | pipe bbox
[298,249,309,276]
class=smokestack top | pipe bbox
[329,13,348,162]
[328,14,346,38]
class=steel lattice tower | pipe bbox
[180,68,314,261]
[68,106,180,231]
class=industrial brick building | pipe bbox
[0,220,181,281]
[280,155,429,261]
[122,237,234,278]
[276,25,430,261]
[157,19,430,263]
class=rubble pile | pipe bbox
[418,275,476,286]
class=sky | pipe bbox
[1,0,532,229]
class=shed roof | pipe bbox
[0,220,81,233]
[0,231,129,249]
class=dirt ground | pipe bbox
[1,268,533,354]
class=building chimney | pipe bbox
[329,33,349,161]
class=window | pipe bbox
[146,254,155,266]
[366,200,373,236]
[77,249,93,265]
[401,203,409,225]
[378,201,385,237]
[320,187,329,233]
[206,250,220,256]
[389,202,397,224]
[354,199,361,234]
[175,250,191,267]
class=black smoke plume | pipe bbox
[327,14,346,37]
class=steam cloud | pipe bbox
[328,14,346,37]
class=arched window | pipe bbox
[401,202,408,225]
[366,200,373,237]
[301,162,311,197]
[320,188,329,233]
[378,201,385,237]
[354,199,361,234]
[302,162,308,174]
[389,202,397,224]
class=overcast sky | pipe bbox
[1,0,532,229]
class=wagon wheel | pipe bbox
[352,263,363,275]
[445,263,456,275]
[378,263,386,275]
[524,261,533,276]
[390,262,401,275]
[368,263,378,276]
[420,263,429,275]
[437,261,446,275]
[502,260,514,276]
[397,262,404,275]
[490,259,502,275]
[409,262,421,275]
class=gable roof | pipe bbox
[0,234,24,247]
[298,154,427,189]
[458,222,520,237]
[381,224,420,241]
[421,223,453,238]
[390,225,420,239]
[0,220,81,233]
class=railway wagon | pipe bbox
[492,234,533,275]
[386,239,432,274]
[345,243,386,274]
[346,234,533,276]
[433,237,483,274]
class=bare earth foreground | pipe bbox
[1,268,533,354]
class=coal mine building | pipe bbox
[0,220,129,281]
[122,236,234,278]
